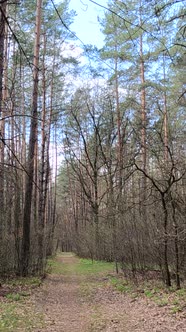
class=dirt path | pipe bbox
[35,255,95,331]
[34,254,186,332]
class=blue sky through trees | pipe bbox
[69,0,107,47]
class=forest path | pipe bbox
[34,253,186,332]
[34,254,95,331]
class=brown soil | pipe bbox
[34,255,186,332]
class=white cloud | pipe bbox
[61,42,83,59]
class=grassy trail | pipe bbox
[33,253,186,332]
[1,253,186,331]
[34,253,122,332]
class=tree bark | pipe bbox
[139,1,147,221]
[20,0,43,276]
[0,1,7,237]
[161,194,171,287]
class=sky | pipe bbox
[68,0,108,48]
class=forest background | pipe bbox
[0,0,185,290]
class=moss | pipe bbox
[6,293,22,301]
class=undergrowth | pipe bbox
[109,276,186,314]
[5,276,42,288]
[0,300,44,332]
[0,276,44,331]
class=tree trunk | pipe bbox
[20,0,43,276]
[161,194,171,287]
[38,33,47,272]
[171,193,180,289]
[114,48,122,198]
[0,1,7,238]
[139,1,147,221]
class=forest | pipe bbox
[0,0,185,291]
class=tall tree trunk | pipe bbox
[46,48,57,256]
[139,2,147,221]
[0,1,7,238]
[162,52,174,288]
[163,52,168,161]
[38,33,47,272]
[114,49,122,198]
[20,0,43,276]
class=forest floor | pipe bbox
[1,253,186,331]
[33,253,186,332]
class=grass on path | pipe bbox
[47,253,115,277]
